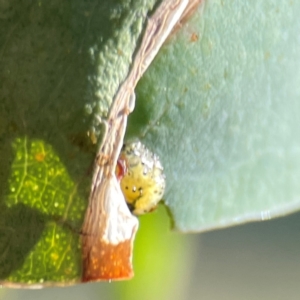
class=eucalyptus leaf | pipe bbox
[127,0,300,231]
[0,0,158,285]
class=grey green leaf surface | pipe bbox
[127,0,300,231]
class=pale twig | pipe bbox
[81,0,190,282]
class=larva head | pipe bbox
[116,141,166,215]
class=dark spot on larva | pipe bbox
[125,186,128,190]
[154,190,158,194]
[127,203,135,212]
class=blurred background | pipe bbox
[2,207,300,300]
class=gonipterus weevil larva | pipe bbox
[116,141,166,215]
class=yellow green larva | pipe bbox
[116,141,166,215]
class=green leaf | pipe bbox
[2,137,85,284]
[127,0,300,231]
[0,0,158,285]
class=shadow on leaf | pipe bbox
[0,204,46,279]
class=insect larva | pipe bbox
[116,141,166,215]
